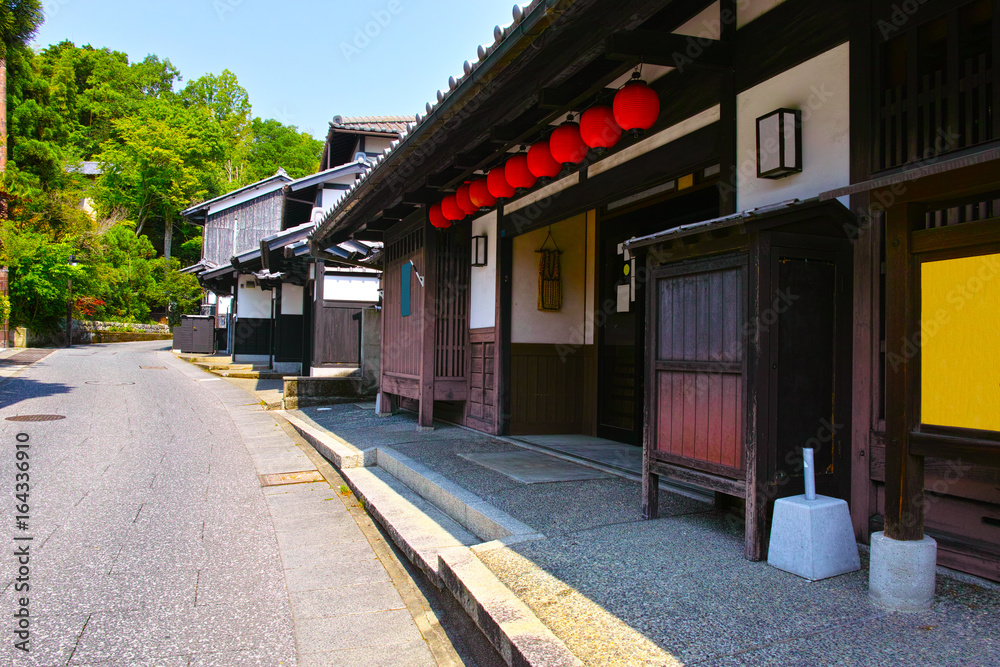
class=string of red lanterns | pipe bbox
[426,78,659,229]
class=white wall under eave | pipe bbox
[470,211,497,329]
[512,213,591,345]
[281,284,304,315]
[323,274,379,303]
[236,278,273,319]
[736,42,850,212]
[737,0,788,29]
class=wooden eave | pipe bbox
[311,0,706,248]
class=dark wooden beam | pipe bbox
[733,0,850,93]
[883,201,925,541]
[606,30,732,70]
[400,188,439,205]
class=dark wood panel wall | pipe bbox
[233,317,270,355]
[652,262,745,477]
[382,221,425,379]
[466,328,497,432]
[434,225,470,380]
[313,304,361,366]
[203,190,283,266]
[275,315,304,362]
[509,343,597,435]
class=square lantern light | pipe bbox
[472,235,488,267]
[756,108,802,179]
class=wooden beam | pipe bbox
[606,30,731,69]
[401,188,439,205]
[883,202,925,541]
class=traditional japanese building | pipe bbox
[308,0,1000,602]
[181,116,407,371]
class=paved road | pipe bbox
[0,342,450,667]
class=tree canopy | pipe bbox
[1,37,324,333]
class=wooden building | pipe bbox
[309,0,1000,588]
[182,116,405,370]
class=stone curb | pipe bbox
[437,547,584,667]
[337,466,582,667]
[276,409,376,468]
[286,415,582,667]
[377,447,544,544]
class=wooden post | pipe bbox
[496,208,513,435]
[377,257,395,415]
[717,0,737,217]
[883,201,925,541]
[419,219,438,429]
[744,231,768,561]
[642,249,658,519]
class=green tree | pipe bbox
[0,0,45,175]
[94,99,224,255]
[180,69,251,184]
[246,117,323,182]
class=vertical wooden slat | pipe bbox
[947,12,961,148]
[419,221,437,428]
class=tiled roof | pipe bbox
[329,115,411,135]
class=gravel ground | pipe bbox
[294,403,1000,667]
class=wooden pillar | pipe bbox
[883,201,925,541]
[642,250,658,520]
[496,208,513,435]
[717,0,738,216]
[419,219,438,428]
[744,230,768,561]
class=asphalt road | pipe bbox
[0,341,484,667]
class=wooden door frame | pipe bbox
[759,234,855,507]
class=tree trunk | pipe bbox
[164,216,172,259]
[0,58,7,173]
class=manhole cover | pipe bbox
[5,415,66,422]
[85,381,135,386]
[140,366,166,370]
[260,470,324,487]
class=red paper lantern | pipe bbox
[580,105,622,151]
[456,182,478,215]
[441,194,464,221]
[505,154,537,190]
[469,179,497,208]
[549,122,588,164]
[429,202,451,229]
[487,165,515,199]
[613,80,660,135]
[526,141,561,179]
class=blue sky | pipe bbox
[32,0,519,140]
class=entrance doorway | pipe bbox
[764,240,853,503]
[597,186,719,444]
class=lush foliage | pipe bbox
[1,35,324,333]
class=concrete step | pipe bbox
[219,371,290,380]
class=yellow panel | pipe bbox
[920,253,1000,431]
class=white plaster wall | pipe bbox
[324,275,380,302]
[281,284,304,315]
[365,136,393,156]
[737,0,787,28]
[236,279,272,319]
[736,43,850,212]
[470,211,497,329]
[511,213,590,345]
